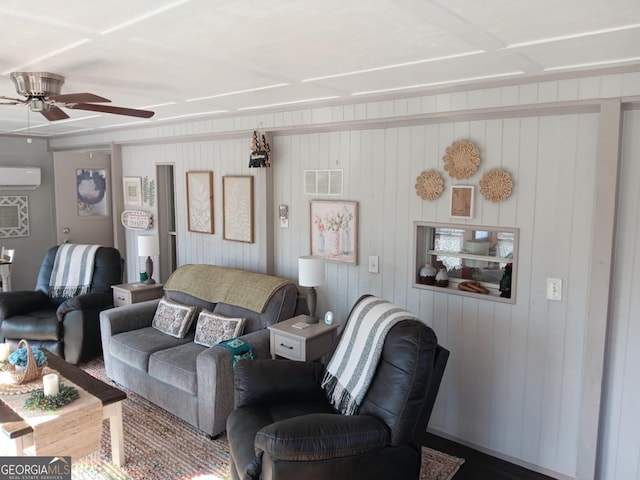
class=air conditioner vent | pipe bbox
[0,167,41,189]
[304,169,343,196]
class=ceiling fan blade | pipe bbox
[41,106,70,121]
[69,103,154,118]
[0,95,26,105]
[49,93,111,103]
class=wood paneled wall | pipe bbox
[47,70,640,479]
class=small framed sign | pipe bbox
[450,185,474,219]
[123,177,142,206]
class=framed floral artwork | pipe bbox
[186,171,214,234]
[77,168,109,217]
[310,200,358,265]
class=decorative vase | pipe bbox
[329,230,340,256]
[317,232,325,252]
[341,227,351,255]
[435,268,449,287]
[419,264,437,285]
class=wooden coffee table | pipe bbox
[0,351,127,466]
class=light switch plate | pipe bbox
[546,278,562,301]
[369,256,379,274]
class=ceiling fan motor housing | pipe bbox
[10,72,65,97]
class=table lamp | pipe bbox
[298,256,325,324]
[138,235,160,285]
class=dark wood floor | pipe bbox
[423,432,557,480]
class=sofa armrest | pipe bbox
[237,328,271,359]
[99,298,160,336]
[255,413,390,462]
[234,359,326,408]
[56,292,113,321]
[193,328,286,437]
[0,291,50,319]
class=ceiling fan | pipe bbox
[0,72,154,121]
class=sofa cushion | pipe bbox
[148,342,206,394]
[152,297,197,338]
[194,311,246,347]
[164,289,216,313]
[110,326,194,371]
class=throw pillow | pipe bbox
[194,310,246,347]
[152,297,197,338]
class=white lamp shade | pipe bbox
[138,235,160,257]
[298,256,325,287]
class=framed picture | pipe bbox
[310,200,358,265]
[223,176,254,243]
[77,168,109,217]
[186,171,214,234]
[0,196,29,238]
[450,185,474,219]
[123,176,142,206]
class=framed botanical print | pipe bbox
[186,171,214,234]
[223,176,254,243]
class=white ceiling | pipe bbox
[1,0,639,138]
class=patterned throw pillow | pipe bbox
[152,297,197,338]
[194,311,246,347]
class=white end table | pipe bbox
[268,315,339,362]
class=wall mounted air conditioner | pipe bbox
[0,167,41,190]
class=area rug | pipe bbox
[3,358,464,479]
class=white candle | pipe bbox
[43,373,59,397]
[0,343,9,362]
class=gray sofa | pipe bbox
[99,264,298,437]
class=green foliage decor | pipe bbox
[24,383,79,411]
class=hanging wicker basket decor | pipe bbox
[443,140,481,179]
[479,168,513,202]
[415,169,444,200]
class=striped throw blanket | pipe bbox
[49,244,100,299]
[321,296,423,415]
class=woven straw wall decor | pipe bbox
[443,140,481,179]
[415,169,444,200]
[479,168,513,202]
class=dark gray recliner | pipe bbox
[0,245,123,364]
[227,294,449,480]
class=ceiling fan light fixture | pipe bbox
[28,98,49,112]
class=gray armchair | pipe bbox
[0,245,123,364]
[227,295,449,480]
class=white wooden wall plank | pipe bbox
[600,109,640,480]
[381,128,399,300]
